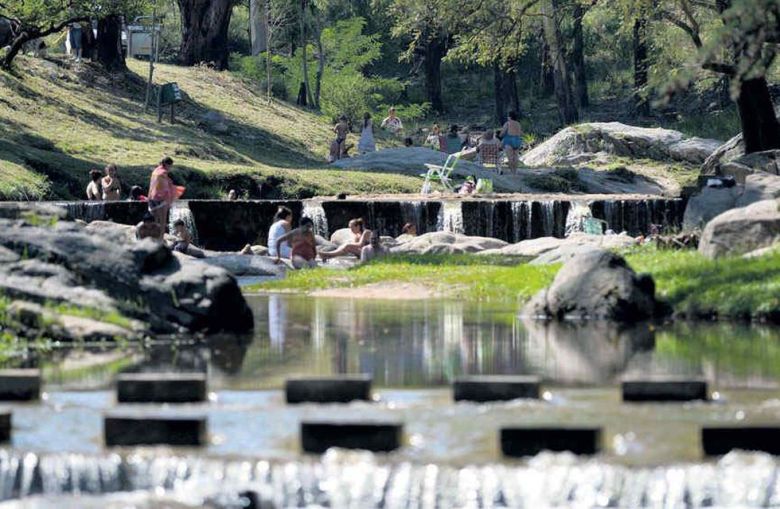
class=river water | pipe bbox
[1,294,779,507]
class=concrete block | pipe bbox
[622,378,708,402]
[0,369,40,401]
[0,411,11,442]
[454,375,540,402]
[501,427,601,457]
[116,373,207,403]
[286,375,372,404]
[301,421,402,453]
[702,426,780,456]
[104,414,207,446]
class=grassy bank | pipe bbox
[249,248,780,321]
[0,57,421,200]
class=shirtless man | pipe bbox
[135,212,164,241]
[333,116,350,160]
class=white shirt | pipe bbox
[268,220,291,257]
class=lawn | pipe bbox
[249,247,780,321]
[0,57,421,200]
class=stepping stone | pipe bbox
[116,373,207,403]
[286,375,372,404]
[702,426,780,456]
[622,378,708,402]
[0,411,11,442]
[0,369,41,401]
[501,427,602,457]
[104,414,207,446]
[453,375,540,402]
[301,421,402,453]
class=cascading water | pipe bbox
[302,201,329,238]
[168,201,199,245]
[510,202,526,242]
[0,449,778,508]
[541,201,556,237]
[400,201,423,234]
[437,201,464,234]
[61,202,106,223]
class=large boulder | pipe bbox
[524,249,662,321]
[0,214,253,335]
[520,122,721,167]
[480,233,637,258]
[720,150,780,183]
[390,231,507,255]
[701,133,744,176]
[698,199,780,258]
[683,173,780,230]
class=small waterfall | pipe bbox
[436,201,464,234]
[62,202,106,223]
[0,449,777,507]
[511,202,526,242]
[400,201,423,234]
[168,201,199,245]
[302,201,329,238]
[541,201,556,237]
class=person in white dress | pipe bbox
[358,112,376,154]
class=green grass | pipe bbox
[0,57,422,200]
[252,254,559,303]
[250,248,780,320]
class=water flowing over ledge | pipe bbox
[0,448,776,507]
[55,196,684,250]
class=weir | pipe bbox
[59,195,684,250]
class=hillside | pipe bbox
[0,56,421,201]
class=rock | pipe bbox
[524,249,661,321]
[199,111,229,134]
[329,228,355,246]
[699,199,780,258]
[249,245,268,256]
[721,150,780,183]
[520,122,721,167]
[84,220,136,242]
[481,233,637,259]
[196,253,284,277]
[390,231,508,255]
[0,215,253,335]
[701,133,744,176]
[683,173,780,230]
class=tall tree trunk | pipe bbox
[571,2,588,109]
[505,68,521,115]
[424,36,445,113]
[737,77,780,154]
[539,39,555,97]
[177,0,234,70]
[541,0,578,124]
[97,15,126,72]
[299,0,313,106]
[250,0,268,55]
[494,63,506,125]
[315,30,324,109]
[633,17,649,116]
[265,0,273,102]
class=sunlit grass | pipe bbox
[250,247,780,319]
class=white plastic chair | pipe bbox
[421,153,461,193]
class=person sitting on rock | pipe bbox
[273,217,318,269]
[268,206,293,259]
[360,231,385,263]
[86,169,102,201]
[135,212,164,241]
[320,218,372,260]
[459,176,476,195]
[171,219,205,258]
[402,222,417,237]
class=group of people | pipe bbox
[328,107,405,162]
[425,111,524,173]
[268,207,389,269]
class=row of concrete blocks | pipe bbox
[99,415,780,457]
[0,371,710,404]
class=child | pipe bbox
[135,212,164,240]
[171,219,205,258]
[101,164,121,201]
[459,176,476,195]
[86,169,102,200]
[129,185,148,202]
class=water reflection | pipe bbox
[12,295,780,391]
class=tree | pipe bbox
[177,0,237,70]
[390,0,448,113]
[541,0,578,124]
[96,14,125,71]
[652,0,780,153]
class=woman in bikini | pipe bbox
[274,218,318,269]
[320,218,372,260]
